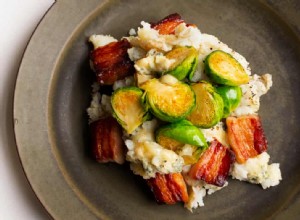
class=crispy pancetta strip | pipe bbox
[147,173,189,204]
[90,39,134,85]
[90,116,126,164]
[151,13,184,35]
[189,139,235,187]
[226,115,268,164]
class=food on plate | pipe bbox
[111,86,150,134]
[216,85,242,118]
[156,120,207,150]
[140,75,195,122]
[89,116,125,164]
[205,50,250,86]
[87,13,281,211]
[226,115,267,164]
[155,120,207,165]
[147,173,189,204]
[150,13,184,35]
[187,81,224,128]
[90,39,134,85]
[230,152,281,189]
[164,46,198,80]
[188,139,235,187]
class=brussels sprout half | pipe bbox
[164,46,198,81]
[187,81,224,128]
[205,50,249,86]
[156,120,208,149]
[216,85,242,118]
[140,77,195,122]
[111,87,150,134]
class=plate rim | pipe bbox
[13,0,300,219]
[13,0,110,219]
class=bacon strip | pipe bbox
[147,173,189,204]
[90,116,126,164]
[189,139,235,187]
[226,115,267,164]
[151,13,184,35]
[90,39,135,85]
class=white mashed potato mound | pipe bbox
[127,46,147,61]
[125,120,184,179]
[184,178,228,211]
[86,83,112,123]
[127,22,202,52]
[177,144,196,158]
[182,164,228,212]
[160,74,179,85]
[185,186,206,211]
[201,122,229,147]
[134,49,176,75]
[89,34,117,49]
[232,74,272,116]
[129,28,137,36]
[112,76,135,90]
[231,152,282,189]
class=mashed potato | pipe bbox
[89,34,117,49]
[134,49,176,75]
[125,120,184,179]
[127,22,202,52]
[231,152,282,189]
[184,177,228,211]
[231,74,273,116]
[112,76,135,90]
[201,122,229,147]
[87,83,112,123]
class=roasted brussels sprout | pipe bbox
[156,120,207,150]
[141,75,195,122]
[156,120,208,165]
[164,46,198,80]
[216,85,242,118]
[205,50,249,86]
[156,134,184,151]
[111,87,150,134]
[187,81,224,128]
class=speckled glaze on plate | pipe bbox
[14,0,300,219]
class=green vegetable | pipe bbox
[156,120,208,149]
[187,81,224,128]
[205,50,249,86]
[156,135,184,151]
[111,87,150,134]
[164,46,198,80]
[216,85,242,118]
[140,76,195,122]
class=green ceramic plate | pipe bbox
[14,0,300,219]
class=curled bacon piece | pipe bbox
[147,173,189,204]
[189,139,235,187]
[226,115,268,164]
[90,39,135,85]
[151,13,184,35]
[90,116,126,164]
